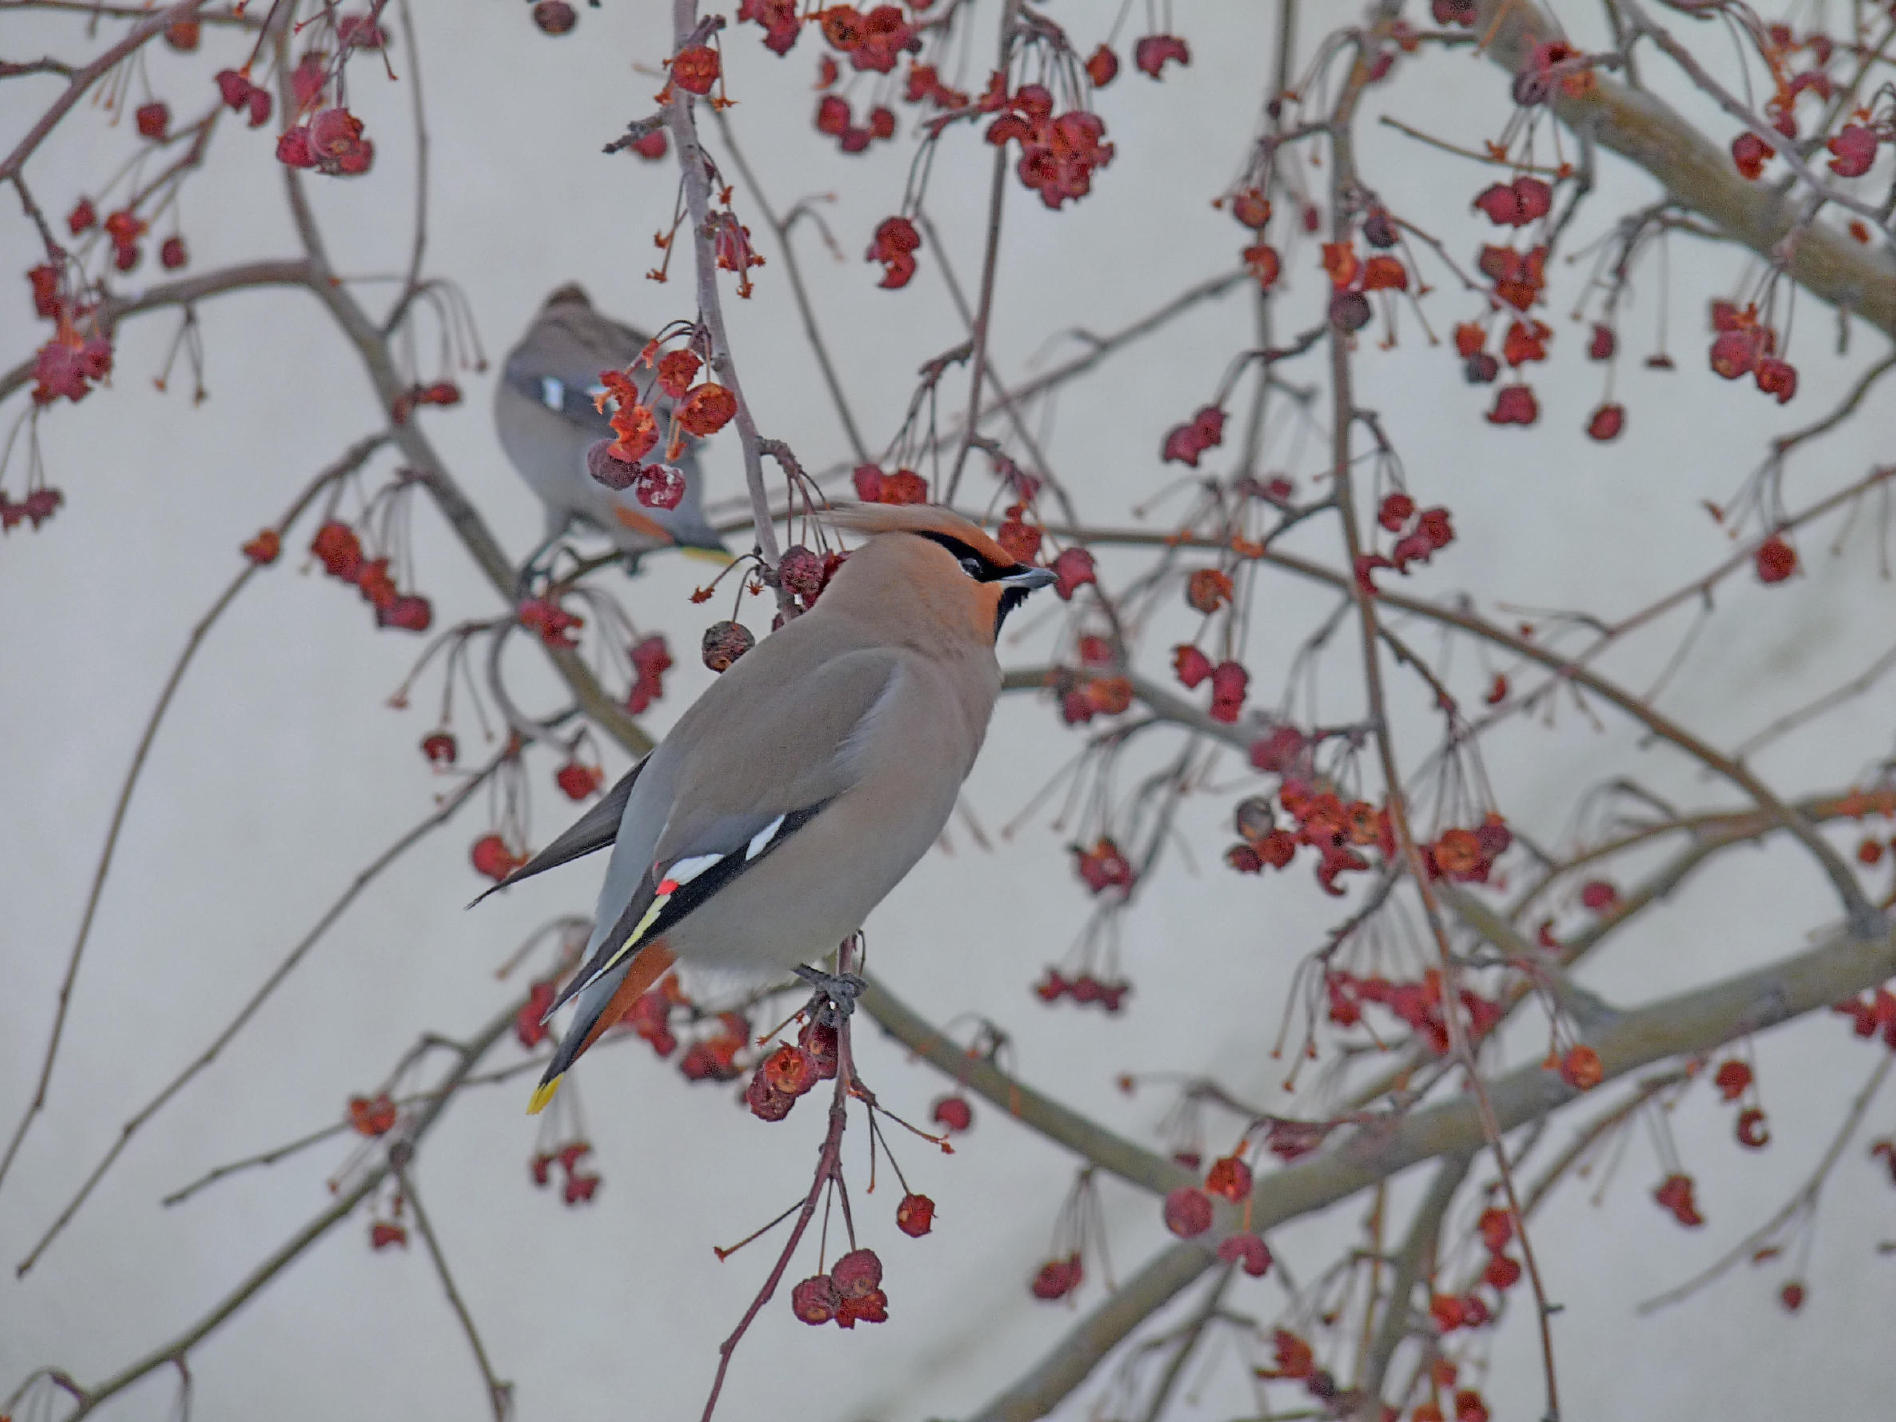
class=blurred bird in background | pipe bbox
[494,284,727,585]
[475,504,1060,1112]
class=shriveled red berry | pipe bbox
[762,1043,818,1098]
[421,730,457,766]
[701,620,754,672]
[1217,1231,1272,1276]
[1030,1253,1082,1300]
[532,0,576,34]
[1579,878,1618,911]
[470,833,522,882]
[931,1094,973,1133]
[1731,131,1773,179]
[1204,1154,1253,1202]
[1558,1044,1603,1090]
[896,1191,935,1237]
[1755,535,1797,584]
[830,1247,883,1299]
[745,1069,796,1122]
[1186,567,1234,614]
[1173,644,1213,689]
[791,1273,840,1325]
[242,528,281,565]
[1162,1186,1213,1238]
[555,761,602,800]
[798,1018,839,1080]
[1586,403,1624,441]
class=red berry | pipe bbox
[1162,1186,1213,1238]
[242,528,281,565]
[701,620,754,672]
[744,1069,796,1122]
[1030,1253,1082,1300]
[470,833,521,882]
[1578,878,1618,911]
[1586,403,1624,441]
[896,1192,935,1237]
[1216,1231,1272,1276]
[829,1247,883,1298]
[1755,535,1797,584]
[1204,1154,1253,1202]
[555,761,602,800]
[532,0,576,34]
[791,1274,840,1325]
[931,1094,973,1133]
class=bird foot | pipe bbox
[795,965,864,1027]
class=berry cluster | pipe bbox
[309,520,433,632]
[1323,967,1504,1056]
[791,1247,889,1329]
[1031,968,1129,1013]
[626,633,673,715]
[530,1140,602,1206]
[744,1020,840,1122]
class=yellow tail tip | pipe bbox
[527,1077,563,1115]
[682,545,736,567]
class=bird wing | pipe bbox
[547,646,906,1016]
[467,757,645,908]
[500,304,652,438]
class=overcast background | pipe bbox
[4,2,1895,1418]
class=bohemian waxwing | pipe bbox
[494,284,727,576]
[478,503,1058,1112]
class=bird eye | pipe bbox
[959,555,984,579]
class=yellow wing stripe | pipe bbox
[573,891,670,1000]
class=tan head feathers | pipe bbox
[818,502,1019,568]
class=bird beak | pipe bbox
[999,565,1058,591]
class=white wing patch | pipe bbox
[539,375,565,412]
[666,851,726,887]
[747,814,788,861]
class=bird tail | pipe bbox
[527,939,678,1114]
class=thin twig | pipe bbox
[707,104,868,465]
[944,0,1020,505]
[56,994,524,1420]
[15,746,513,1276]
[0,434,386,1200]
[666,1,785,596]
[396,1161,515,1420]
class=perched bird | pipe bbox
[493,284,727,577]
[478,503,1058,1112]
